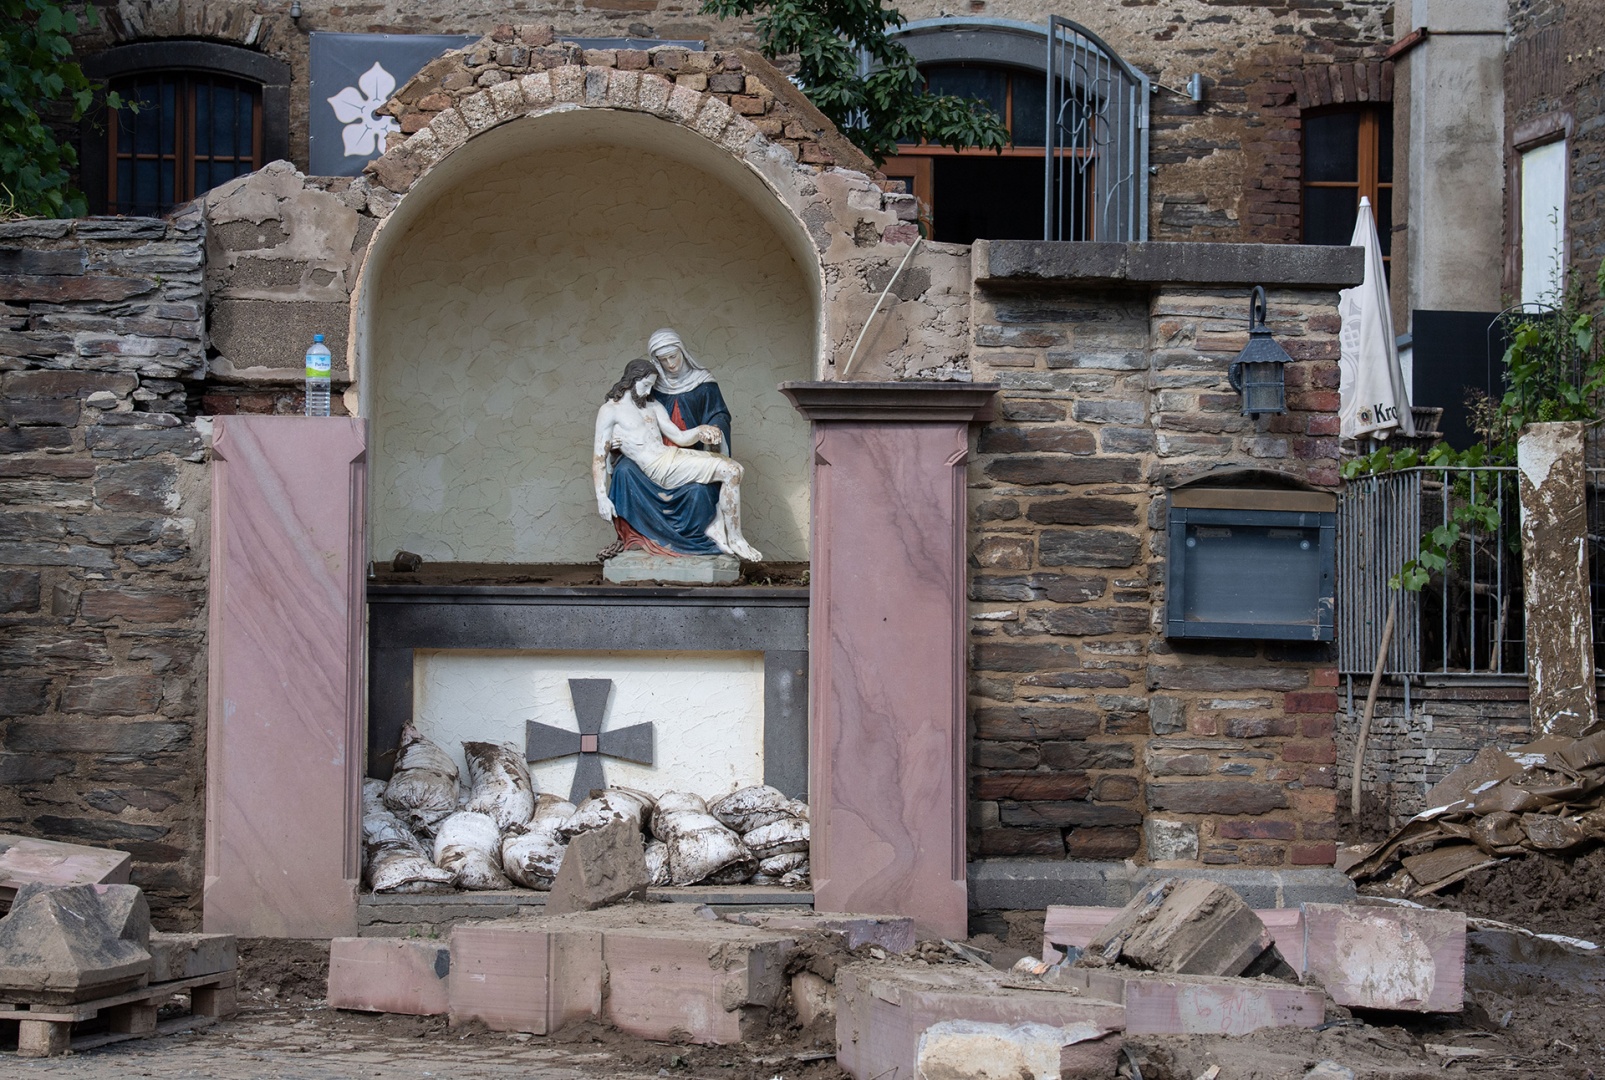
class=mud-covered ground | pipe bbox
[7,866,1604,1080]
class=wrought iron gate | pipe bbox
[1044,16,1149,242]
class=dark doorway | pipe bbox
[930,156,1045,244]
[1409,309,1508,450]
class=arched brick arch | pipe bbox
[1293,59,1394,110]
[103,0,278,48]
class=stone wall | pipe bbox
[77,1,1393,245]
[964,240,1359,870]
[0,212,211,927]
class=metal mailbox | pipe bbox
[1165,487,1337,641]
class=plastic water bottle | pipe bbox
[304,333,331,417]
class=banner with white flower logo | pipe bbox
[309,32,478,177]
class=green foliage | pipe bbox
[0,0,115,218]
[1344,265,1605,591]
[700,0,1009,164]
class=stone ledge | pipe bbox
[975,240,1364,289]
[968,859,1356,911]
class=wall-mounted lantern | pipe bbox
[1227,285,1290,417]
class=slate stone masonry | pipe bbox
[965,240,1360,871]
[0,212,210,927]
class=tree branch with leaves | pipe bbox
[700,0,1008,164]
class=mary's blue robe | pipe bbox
[608,382,733,556]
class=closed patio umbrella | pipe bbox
[1339,196,1415,440]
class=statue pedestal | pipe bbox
[603,550,740,584]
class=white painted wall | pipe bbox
[368,136,815,564]
[413,649,767,800]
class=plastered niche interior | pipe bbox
[368,123,815,565]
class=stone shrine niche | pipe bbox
[361,109,818,567]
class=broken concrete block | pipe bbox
[448,920,602,1033]
[545,817,648,915]
[1081,879,1269,977]
[0,836,131,902]
[602,920,797,1044]
[0,883,151,1003]
[915,1019,1114,1080]
[329,937,450,1016]
[1301,903,1465,1012]
[726,910,916,953]
[836,964,1124,1080]
[148,931,237,983]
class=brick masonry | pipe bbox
[0,212,210,927]
[966,251,1347,869]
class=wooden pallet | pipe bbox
[0,970,236,1058]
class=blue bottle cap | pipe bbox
[313,333,324,342]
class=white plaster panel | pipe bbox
[412,649,766,800]
[369,140,813,564]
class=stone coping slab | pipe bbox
[975,239,1365,288]
[970,860,1355,911]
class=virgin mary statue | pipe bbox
[602,329,738,558]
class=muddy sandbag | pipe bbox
[666,819,754,886]
[383,724,460,835]
[644,839,670,887]
[651,791,706,831]
[652,808,726,843]
[363,799,455,893]
[778,863,810,888]
[560,789,652,838]
[744,817,810,858]
[502,816,568,890]
[463,741,536,830]
[709,785,790,834]
[531,793,576,823]
[757,851,808,877]
[433,810,512,890]
[784,798,810,821]
[363,778,387,806]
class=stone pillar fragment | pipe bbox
[782,381,997,941]
[204,416,367,937]
[1517,421,1597,737]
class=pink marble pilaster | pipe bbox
[205,416,367,937]
[782,382,997,940]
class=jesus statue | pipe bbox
[593,357,762,562]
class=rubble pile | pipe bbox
[1347,725,1605,894]
[362,724,809,894]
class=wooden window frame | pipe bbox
[1302,106,1393,263]
[106,73,266,216]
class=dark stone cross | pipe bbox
[525,678,655,803]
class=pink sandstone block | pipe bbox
[725,911,916,953]
[783,384,997,941]
[835,963,1125,1080]
[1302,903,1465,1012]
[204,417,367,938]
[1044,904,1306,971]
[448,922,602,1034]
[0,835,131,902]
[328,938,449,1016]
[1122,974,1325,1036]
[602,923,796,1044]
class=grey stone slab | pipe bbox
[603,551,739,584]
[546,818,648,915]
[0,884,151,1003]
[969,861,1356,912]
[978,240,1364,289]
[147,932,236,983]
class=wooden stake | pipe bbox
[1351,595,1397,825]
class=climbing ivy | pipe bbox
[1341,264,1605,590]
[699,0,1009,164]
[0,0,124,218]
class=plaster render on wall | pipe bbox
[413,649,766,799]
[367,138,814,564]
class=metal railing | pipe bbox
[1045,16,1149,242]
[1338,466,1524,677]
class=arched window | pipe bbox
[883,18,1148,245]
[1302,106,1393,262]
[82,42,290,216]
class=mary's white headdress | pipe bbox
[647,328,714,395]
